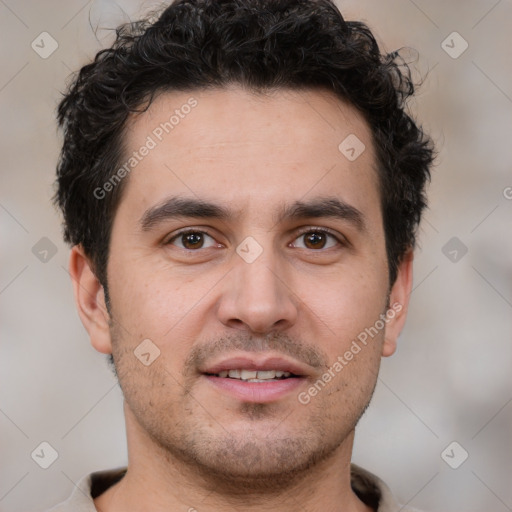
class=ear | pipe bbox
[381,249,414,357]
[69,245,112,355]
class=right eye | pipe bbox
[166,230,220,250]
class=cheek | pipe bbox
[299,265,388,353]
[109,258,204,336]
[107,259,222,380]
[307,277,386,405]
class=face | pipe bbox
[73,86,411,487]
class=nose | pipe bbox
[216,247,299,335]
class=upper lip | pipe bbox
[200,354,311,377]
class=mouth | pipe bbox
[200,356,310,403]
[204,368,300,382]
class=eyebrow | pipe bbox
[140,196,366,232]
[275,197,366,232]
[140,196,234,230]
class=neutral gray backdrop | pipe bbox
[1,1,511,511]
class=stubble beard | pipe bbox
[109,325,379,496]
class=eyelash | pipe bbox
[165,227,345,250]
[292,226,345,247]
[165,229,220,249]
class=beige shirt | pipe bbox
[46,464,421,512]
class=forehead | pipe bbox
[116,86,380,226]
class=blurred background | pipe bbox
[1,1,511,511]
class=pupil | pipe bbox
[305,232,325,249]
[184,233,203,249]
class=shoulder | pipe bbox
[351,464,426,512]
[42,467,127,512]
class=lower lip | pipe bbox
[203,375,305,403]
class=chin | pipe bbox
[161,421,345,489]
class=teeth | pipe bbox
[216,369,293,380]
[255,370,276,379]
[239,370,258,380]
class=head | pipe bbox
[56,0,434,490]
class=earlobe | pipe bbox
[381,250,414,357]
[69,246,112,355]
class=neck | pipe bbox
[94,403,373,512]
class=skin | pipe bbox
[70,85,413,512]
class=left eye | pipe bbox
[167,231,218,250]
[291,230,339,250]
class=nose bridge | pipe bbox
[217,238,298,333]
[238,248,281,298]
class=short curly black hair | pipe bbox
[55,0,434,289]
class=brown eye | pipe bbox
[303,232,327,249]
[291,229,340,250]
[167,231,217,250]
[181,232,204,249]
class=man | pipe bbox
[49,0,434,510]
